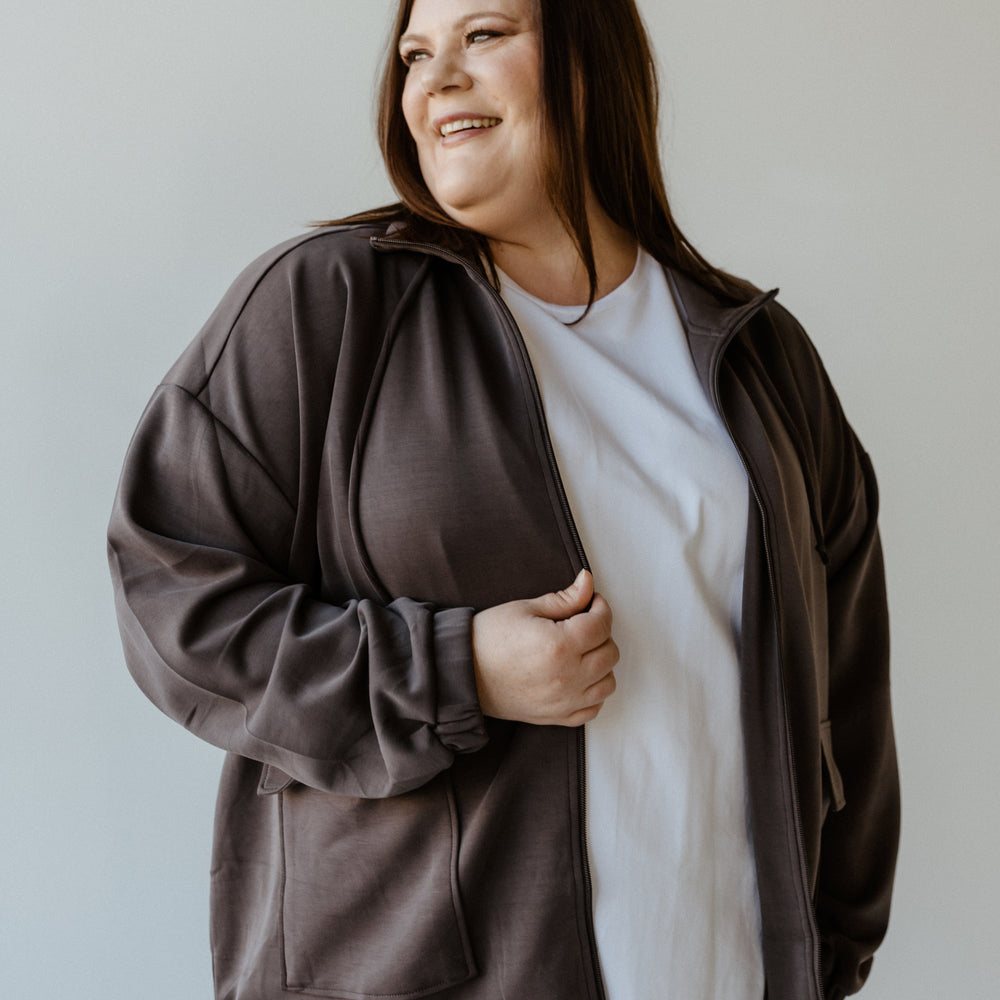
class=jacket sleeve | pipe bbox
[107,245,488,800]
[816,433,899,998]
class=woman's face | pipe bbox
[399,0,552,242]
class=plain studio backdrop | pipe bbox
[1,1,996,997]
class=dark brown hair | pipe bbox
[329,0,757,304]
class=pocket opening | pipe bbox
[819,719,846,813]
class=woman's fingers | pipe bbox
[562,668,617,727]
[583,655,618,699]
[471,574,619,726]
[562,592,615,657]
[536,629,618,726]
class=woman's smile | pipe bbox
[434,113,503,139]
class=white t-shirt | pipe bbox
[500,250,764,1000]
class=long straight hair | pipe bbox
[329,0,758,304]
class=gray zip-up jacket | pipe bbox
[108,224,898,1000]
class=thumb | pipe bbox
[531,569,593,622]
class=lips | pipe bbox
[435,115,502,138]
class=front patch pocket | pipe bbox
[278,774,476,998]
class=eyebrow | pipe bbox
[398,11,521,49]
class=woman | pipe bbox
[108,0,898,998]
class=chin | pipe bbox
[429,192,494,228]
[430,182,490,212]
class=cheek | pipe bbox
[501,45,541,108]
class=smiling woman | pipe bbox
[108,1,899,998]
[372,0,760,308]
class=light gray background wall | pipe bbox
[1,1,996,997]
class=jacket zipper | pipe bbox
[371,236,606,1000]
[709,334,826,1000]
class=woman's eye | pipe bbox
[467,29,502,44]
[400,29,501,66]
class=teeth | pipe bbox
[440,117,501,137]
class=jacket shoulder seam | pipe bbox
[191,226,381,396]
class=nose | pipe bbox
[420,47,472,95]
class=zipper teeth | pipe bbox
[576,727,605,1000]
[373,235,605,1000]
[486,239,604,995]
[713,362,825,1000]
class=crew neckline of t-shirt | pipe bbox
[498,247,648,324]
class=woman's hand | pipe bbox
[471,569,618,727]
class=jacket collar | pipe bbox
[665,266,778,340]
[375,227,776,338]
[372,228,777,404]
[664,265,778,404]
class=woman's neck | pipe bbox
[488,202,638,307]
